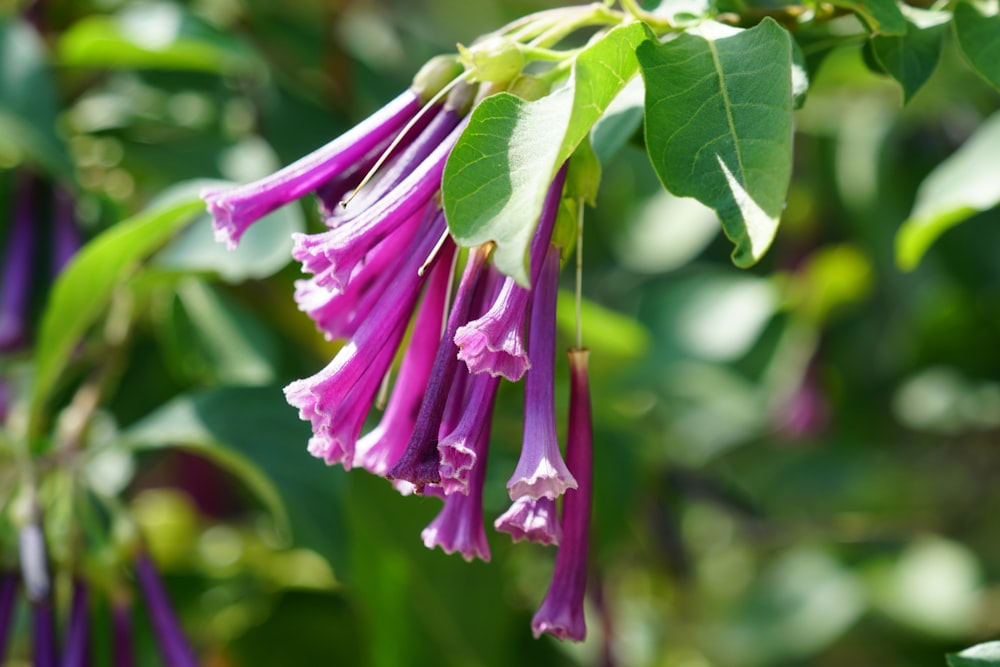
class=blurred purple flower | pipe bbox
[0,573,17,662]
[60,580,90,667]
[134,552,199,667]
[0,173,38,352]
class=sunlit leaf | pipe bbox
[637,19,794,268]
[57,3,260,74]
[949,642,1000,667]
[829,0,907,35]
[896,112,1000,270]
[443,22,652,286]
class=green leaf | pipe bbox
[123,387,347,571]
[57,3,260,74]
[0,19,72,178]
[896,112,1000,270]
[829,0,907,35]
[871,11,949,102]
[29,182,207,433]
[953,2,1000,92]
[443,22,652,286]
[637,19,794,268]
[948,642,1000,667]
[160,279,281,386]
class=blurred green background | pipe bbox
[2,0,1000,665]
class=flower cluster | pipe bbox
[203,57,595,640]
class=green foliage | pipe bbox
[0,18,72,178]
[870,12,949,102]
[442,22,650,286]
[637,19,793,268]
[29,184,205,433]
[948,642,1000,667]
[896,112,1000,270]
[952,2,1000,92]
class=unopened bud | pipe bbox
[458,36,524,84]
[412,55,464,101]
[508,74,550,101]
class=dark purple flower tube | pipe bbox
[454,165,567,380]
[111,595,136,667]
[532,348,593,642]
[353,249,454,475]
[60,580,90,667]
[386,245,491,492]
[0,572,18,662]
[0,172,38,352]
[494,496,561,546]
[421,395,495,562]
[134,552,199,667]
[286,212,450,468]
[52,187,81,274]
[202,91,421,249]
[507,245,575,501]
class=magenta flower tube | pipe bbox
[437,371,501,496]
[202,91,421,249]
[286,212,449,467]
[420,396,495,562]
[507,245,576,501]
[353,248,453,475]
[61,580,90,667]
[291,117,468,292]
[532,348,593,642]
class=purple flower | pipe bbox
[134,552,199,667]
[353,252,453,475]
[111,594,136,667]
[494,496,561,546]
[507,245,576,501]
[454,166,567,381]
[52,187,81,274]
[0,573,18,662]
[61,580,90,667]
[0,172,38,352]
[421,388,495,562]
[286,211,451,468]
[386,245,491,492]
[201,91,422,249]
[532,348,593,642]
[290,116,468,293]
[438,371,501,496]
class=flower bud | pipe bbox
[412,55,464,101]
[458,36,524,84]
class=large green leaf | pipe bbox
[896,112,1000,270]
[871,11,949,102]
[948,642,1000,667]
[637,19,794,268]
[953,2,1000,92]
[0,19,72,178]
[124,387,347,572]
[57,3,260,74]
[29,183,206,432]
[443,22,652,286]
[829,0,907,35]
